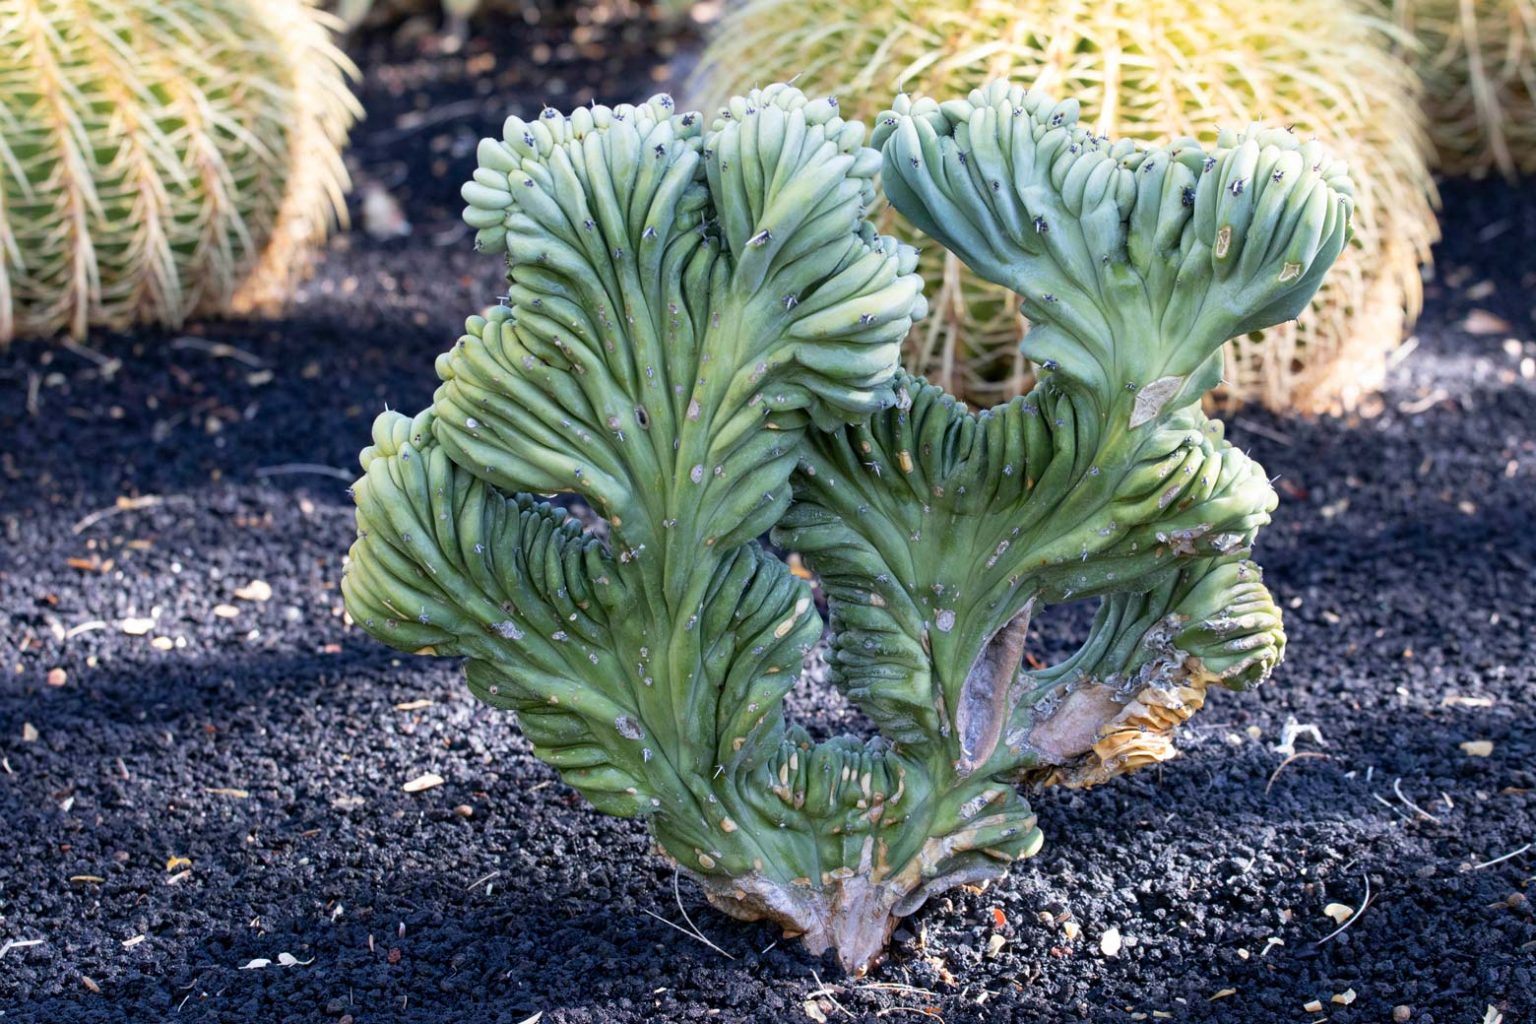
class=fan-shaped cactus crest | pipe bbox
[696,0,1431,414]
[341,82,1352,973]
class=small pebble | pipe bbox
[1393,1006,1412,1022]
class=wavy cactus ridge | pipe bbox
[874,83,1355,413]
[341,81,1350,974]
[0,0,357,343]
[695,0,1433,414]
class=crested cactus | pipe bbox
[0,0,358,344]
[695,0,1432,414]
[341,81,1352,973]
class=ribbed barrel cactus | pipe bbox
[342,81,1352,973]
[0,0,357,344]
[1393,0,1536,179]
[695,0,1431,414]
[336,0,694,35]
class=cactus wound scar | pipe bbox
[341,80,1352,974]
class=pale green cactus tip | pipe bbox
[875,81,1355,414]
[341,80,1350,973]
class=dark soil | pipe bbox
[1,13,1533,1024]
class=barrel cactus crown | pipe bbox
[695,0,1434,414]
[342,82,1352,973]
[0,0,358,344]
[1394,0,1536,179]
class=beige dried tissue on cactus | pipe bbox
[696,0,1439,414]
[0,0,359,344]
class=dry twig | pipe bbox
[254,464,355,481]
[1393,777,1443,822]
[1470,841,1533,871]
[1265,752,1330,796]
[1316,875,1373,945]
[71,495,172,535]
[638,873,737,961]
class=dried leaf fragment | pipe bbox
[239,952,313,969]
[234,580,273,602]
[1303,1000,1323,1013]
[402,772,445,793]
[985,933,1006,957]
[1332,988,1357,1005]
[1463,309,1513,335]
[22,722,38,743]
[1323,902,1354,924]
[804,1000,828,1022]
[1210,988,1237,1001]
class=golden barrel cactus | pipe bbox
[0,0,359,344]
[1393,0,1536,178]
[697,0,1438,412]
[335,0,695,33]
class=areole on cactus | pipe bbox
[341,81,1352,973]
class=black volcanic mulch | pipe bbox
[0,15,1533,1024]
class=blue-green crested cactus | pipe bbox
[341,80,1352,973]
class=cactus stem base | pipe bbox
[698,872,910,975]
